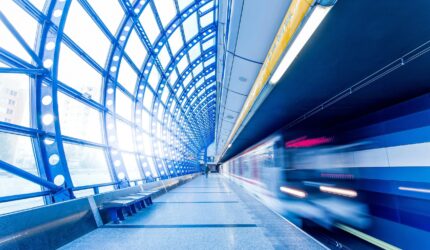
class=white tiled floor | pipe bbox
[61,175,324,250]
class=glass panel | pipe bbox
[157,105,164,121]
[187,89,193,97]
[200,12,214,27]
[158,45,171,69]
[139,5,160,44]
[183,74,192,88]
[116,119,134,152]
[73,185,114,197]
[74,189,94,198]
[115,89,133,121]
[204,57,215,67]
[188,43,201,62]
[148,158,159,177]
[141,110,151,131]
[28,0,47,12]
[200,1,214,13]
[0,73,31,127]
[168,70,178,86]
[177,0,194,11]
[156,123,163,139]
[190,96,197,106]
[170,100,177,112]
[58,43,102,102]
[168,28,184,56]
[125,29,147,68]
[87,0,124,35]
[0,61,9,68]
[193,63,203,76]
[142,132,152,155]
[0,198,44,215]
[177,56,188,73]
[99,186,114,193]
[206,71,215,79]
[206,81,216,89]
[161,88,170,103]
[64,1,111,66]
[63,143,112,186]
[143,89,154,110]
[117,58,138,94]
[148,67,160,90]
[202,38,214,50]
[0,136,43,212]
[154,0,177,28]
[122,153,141,180]
[183,13,198,42]
[0,132,40,196]
[176,86,183,98]
[58,92,103,143]
[0,1,39,63]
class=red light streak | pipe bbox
[285,136,333,148]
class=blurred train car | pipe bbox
[221,93,430,249]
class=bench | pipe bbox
[101,191,158,224]
[98,178,198,224]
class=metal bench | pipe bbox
[103,199,137,224]
[102,191,158,223]
[118,194,151,209]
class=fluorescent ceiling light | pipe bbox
[270,5,332,84]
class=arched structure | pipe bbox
[0,0,218,213]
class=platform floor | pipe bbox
[61,174,326,250]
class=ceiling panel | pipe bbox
[228,57,262,95]
[225,91,247,112]
[234,0,291,62]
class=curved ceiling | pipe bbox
[214,0,291,159]
[222,0,430,161]
[0,0,218,189]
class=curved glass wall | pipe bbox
[0,0,218,214]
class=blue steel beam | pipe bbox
[0,47,38,71]
[0,67,46,74]
[0,191,52,203]
[0,160,61,191]
[33,0,77,202]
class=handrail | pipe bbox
[0,160,61,191]
[0,176,169,204]
[0,190,51,203]
[72,182,120,191]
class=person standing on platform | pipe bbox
[205,165,210,178]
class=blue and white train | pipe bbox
[222,93,430,250]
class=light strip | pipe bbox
[270,5,333,84]
[319,185,357,197]
[399,186,430,194]
[336,223,401,250]
[280,186,307,198]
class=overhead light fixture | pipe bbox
[270,5,333,84]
